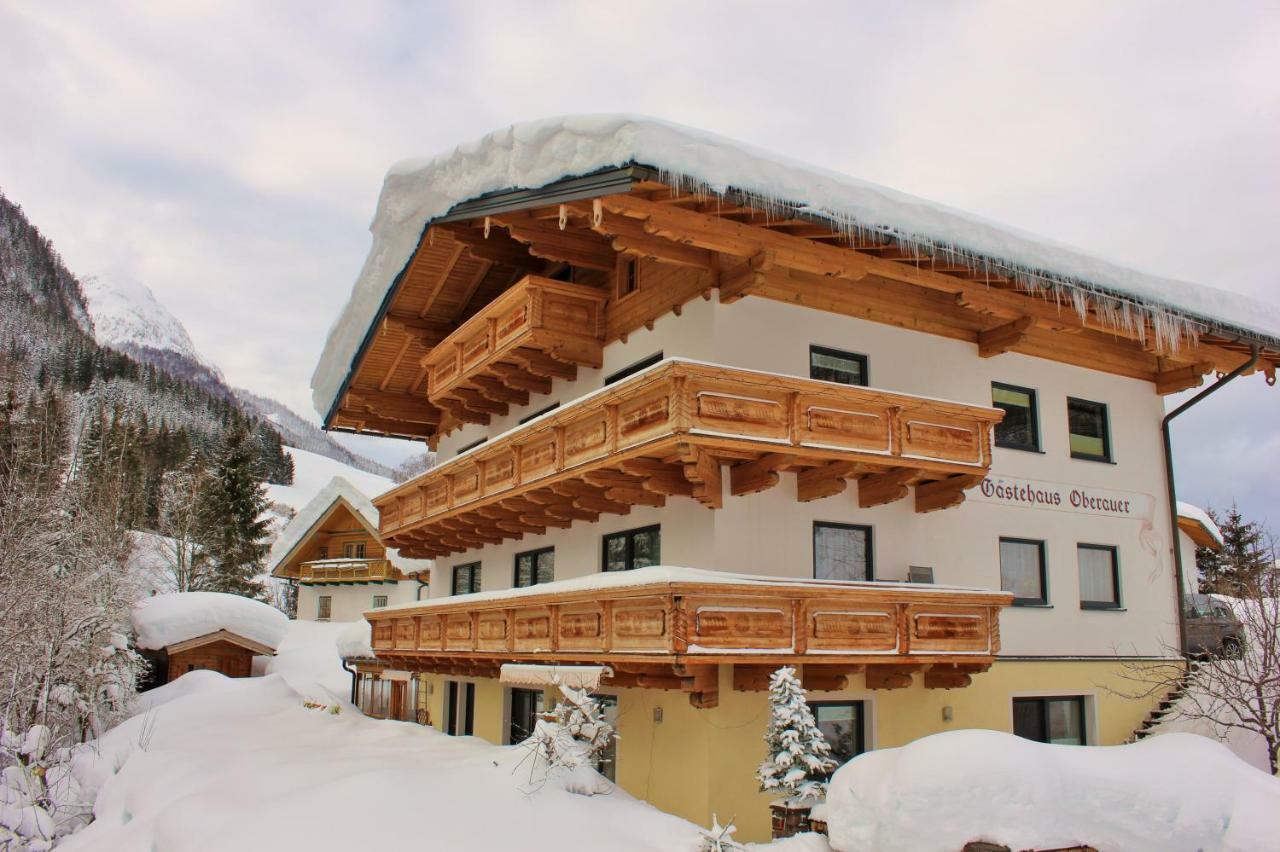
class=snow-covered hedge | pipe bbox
[131,592,287,651]
[814,729,1278,852]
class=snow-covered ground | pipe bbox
[266,446,394,513]
[815,728,1279,852]
[58,620,706,852]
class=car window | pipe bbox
[1211,605,1233,619]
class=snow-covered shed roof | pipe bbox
[267,476,432,577]
[312,114,1280,420]
[132,592,288,652]
[1177,501,1225,550]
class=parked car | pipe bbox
[1184,594,1245,658]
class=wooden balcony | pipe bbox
[299,558,399,584]
[377,360,1003,558]
[422,275,609,429]
[367,568,1012,707]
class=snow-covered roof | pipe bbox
[375,564,1007,617]
[266,475,432,577]
[336,620,374,660]
[1177,501,1225,548]
[132,592,288,652]
[312,114,1280,419]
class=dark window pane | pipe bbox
[515,554,533,588]
[632,530,660,569]
[1000,539,1045,604]
[814,523,871,581]
[811,702,864,768]
[810,346,867,386]
[1012,699,1046,742]
[992,384,1038,451]
[1068,398,1109,460]
[537,550,555,584]
[604,535,628,572]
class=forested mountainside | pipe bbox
[232,387,393,478]
[0,189,294,531]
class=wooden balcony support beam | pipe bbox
[729,452,796,496]
[511,347,578,381]
[866,665,921,690]
[681,447,724,509]
[915,474,984,514]
[857,468,918,508]
[978,316,1035,357]
[796,460,862,503]
[1155,360,1214,395]
[490,363,554,395]
[470,376,530,406]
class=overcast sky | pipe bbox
[1,1,1277,526]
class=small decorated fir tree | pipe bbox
[756,666,836,802]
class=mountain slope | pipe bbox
[77,273,391,479]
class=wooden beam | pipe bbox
[732,664,775,692]
[510,348,577,381]
[977,316,1034,358]
[915,474,984,514]
[343,389,441,425]
[729,452,795,496]
[619,458,696,496]
[418,241,464,319]
[587,203,716,269]
[796,460,861,503]
[923,671,973,689]
[857,469,917,508]
[1155,361,1213,395]
[682,448,723,509]
[866,666,917,690]
[490,363,553,395]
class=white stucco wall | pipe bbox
[297,579,421,623]
[428,293,1182,658]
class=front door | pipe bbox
[509,688,544,744]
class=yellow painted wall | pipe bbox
[405,659,1161,844]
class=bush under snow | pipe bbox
[814,728,1280,852]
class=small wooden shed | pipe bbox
[163,629,278,682]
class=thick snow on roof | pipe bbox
[132,592,288,651]
[814,729,1278,852]
[378,564,1006,616]
[266,475,432,577]
[312,114,1280,418]
[336,620,373,660]
[1177,500,1225,547]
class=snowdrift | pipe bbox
[131,592,288,651]
[815,729,1279,852]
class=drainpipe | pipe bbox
[341,659,358,704]
[416,576,429,601]
[1163,343,1259,657]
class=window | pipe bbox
[604,352,663,386]
[452,562,482,595]
[1013,696,1086,745]
[813,522,873,581]
[1067,397,1111,462]
[519,402,560,425]
[992,383,1040,452]
[457,437,487,455]
[343,541,366,559]
[999,538,1047,606]
[1077,544,1120,609]
[515,547,555,588]
[809,701,867,771]
[616,255,640,298]
[603,526,661,572]
[317,595,332,620]
[810,345,868,387]
[317,546,328,559]
[372,595,388,609]
[508,688,545,744]
[445,681,475,736]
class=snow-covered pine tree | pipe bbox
[1197,503,1272,595]
[756,666,836,803]
[195,421,270,600]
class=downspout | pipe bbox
[416,576,429,601]
[341,659,358,704]
[1162,343,1259,657]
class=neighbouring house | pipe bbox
[132,592,288,684]
[1176,500,1225,591]
[312,116,1280,840]
[267,476,431,622]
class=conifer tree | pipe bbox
[1197,503,1271,595]
[756,666,836,802]
[195,421,270,599]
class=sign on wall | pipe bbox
[972,475,1154,521]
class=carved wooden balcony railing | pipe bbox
[299,558,399,584]
[377,360,1004,558]
[422,275,609,429]
[367,569,1012,707]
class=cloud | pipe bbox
[1,1,1276,521]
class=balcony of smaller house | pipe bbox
[366,566,1013,708]
[375,358,1004,558]
[421,274,609,430]
[298,558,401,585]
